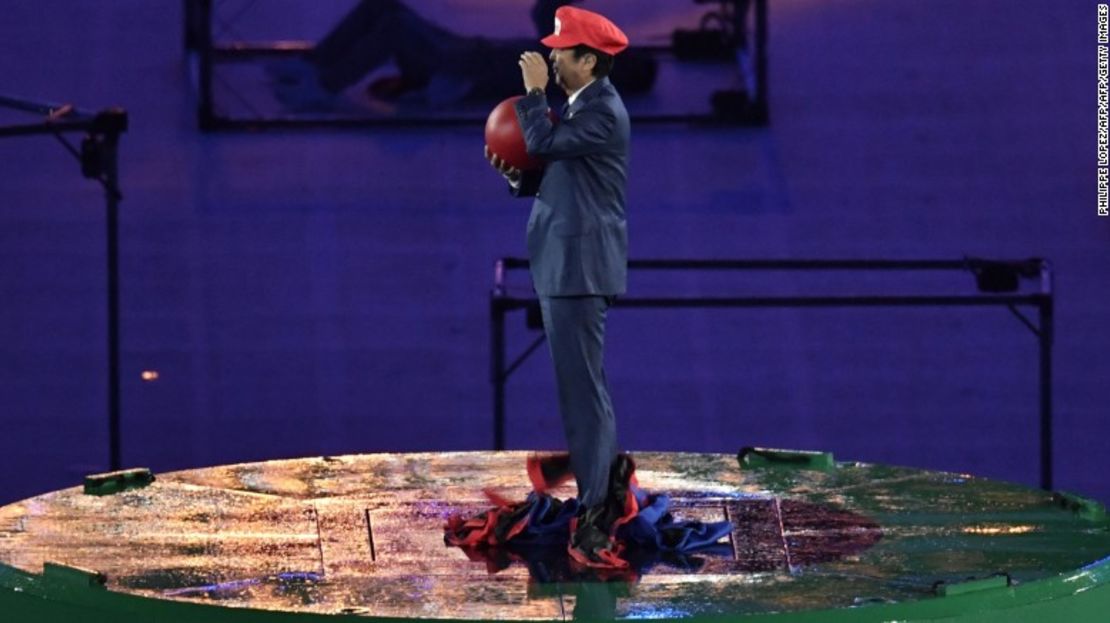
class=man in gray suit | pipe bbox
[485,6,632,568]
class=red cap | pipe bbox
[540,6,629,55]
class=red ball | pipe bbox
[484,96,553,172]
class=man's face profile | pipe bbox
[549,47,595,93]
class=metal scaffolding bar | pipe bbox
[0,94,129,472]
[490,256,1055,489]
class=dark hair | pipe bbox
[572,44,614,78]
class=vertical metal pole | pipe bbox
[104,131,122,472]
[1038,279,1054,491]
[754,0,769,123]
[197,0,215,130]
[491,260,508,451]
[491,296,506,451]
[184,0,196,51]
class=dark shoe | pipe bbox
[568,509,629,569]
[566,453,639,569]
[526,452,574,494]
[603,453,639,533]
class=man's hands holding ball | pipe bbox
[484,51,548,183]
[485,144,521,183]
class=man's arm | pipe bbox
[515,94,615,161]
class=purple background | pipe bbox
[1,1,1107,506]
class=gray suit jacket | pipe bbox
[512,77,629,297]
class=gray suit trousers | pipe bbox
[539,295,618,508]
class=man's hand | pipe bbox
[485,144,522,182]
[519,51,549,93]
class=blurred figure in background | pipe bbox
[269,0,656,112]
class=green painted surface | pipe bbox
[738,447,836,472]
[0,451,1108,621]
[83,467,156,497]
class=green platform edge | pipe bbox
[2,555,1108,623]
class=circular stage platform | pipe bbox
[1,450,1108,622]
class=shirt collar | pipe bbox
[567,78,597,107]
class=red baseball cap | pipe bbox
[540,6,629,55]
